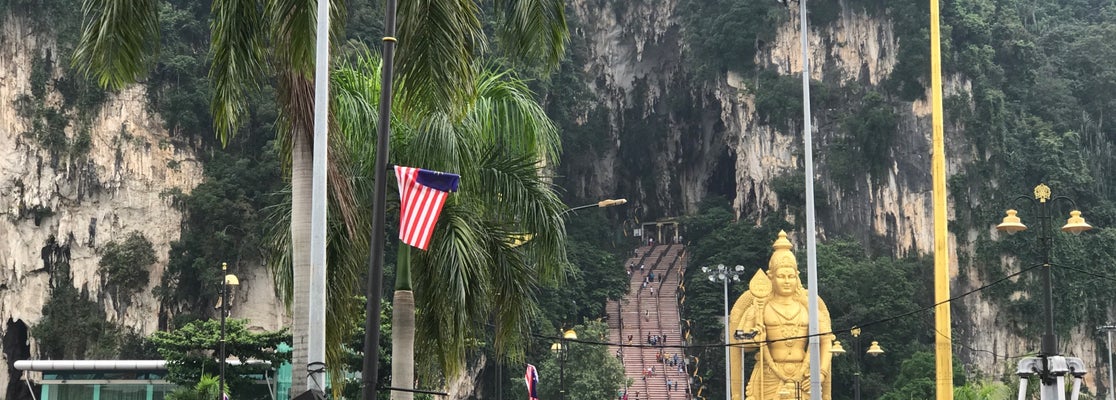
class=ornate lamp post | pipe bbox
[550,329,578,400]
[217,262,240,400]
[701,264,746,400]
[996,183,1093,397]
[830,327,884,400]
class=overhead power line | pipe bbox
[534,262,1046,350]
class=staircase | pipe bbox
[607,244,689,400]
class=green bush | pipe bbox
[99,231,157,310]
[678,0,787,75]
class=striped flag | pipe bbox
[395,166,460,250]
[524,364,540,400]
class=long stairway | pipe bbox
[607,244,689,400]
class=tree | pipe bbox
[73,0,569,394]
[98,231,156,315]
[149,318,289,398]
[34,244,117,360]
[509,321,627,400]
[328,51,569,397]
[158,145,281,322]
[34,283,114,360]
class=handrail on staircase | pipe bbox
[619,243,698,400]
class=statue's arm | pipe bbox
[818,297,835,379]
[731,292,763,351]
[729,291,753,334]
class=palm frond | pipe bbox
[471,149,568,284]
[323,197,368,394]
[210,0,267,144]
[267,0,347,74]
[274,72,315,169]
[264,188,294,310]
[465,67,561,161]
[413,204,493,378]
[396,0,484,115]
[328,134,363,239]
[262,176,369,393]
[485,235,539,362]
[407,114,467,172]
[332,50,414,183]
[493,0,569,69]
[73,0,160,89]
[332,60,381,144]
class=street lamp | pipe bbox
[701,264,746,400]
[996,183,1093,397]
[216,262,239,400]
[550,329,578,400]
[563,198,628,214]
[830,327,883,400]
[511,199,628,248]
[997,183,1093,355]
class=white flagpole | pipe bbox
[799,0,823,398]
[308,0,331,393]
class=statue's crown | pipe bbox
[767,230,797,272]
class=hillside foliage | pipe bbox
[10,0,1116,397]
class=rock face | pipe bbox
[0,12,285,397]
[0,0,1107,397]
[563,0,1104,393]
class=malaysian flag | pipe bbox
[524,364,540,400]
[395,166,460,250]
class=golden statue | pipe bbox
[728,231,834,400]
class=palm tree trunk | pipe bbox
[392,246,415,400]
[290,129,314,396]
[391,290,415,400]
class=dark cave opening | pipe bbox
[3,318,35,400]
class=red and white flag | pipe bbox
[524,364,540,400]
[395,166,460,250]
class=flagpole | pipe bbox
[307,0,331,390]
[362,0,398,398]
[798,0,823,397]
[929,0,954,395]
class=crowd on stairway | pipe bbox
[606,240,691,400]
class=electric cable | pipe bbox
[534,262,1045,350]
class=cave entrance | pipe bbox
[4,318,35,400]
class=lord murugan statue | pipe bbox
[729,231,834,400]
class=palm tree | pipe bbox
[331,50,568,398]
[73,0,357,393]
[73,0,568,394]
[165,375,225,400]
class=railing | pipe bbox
[634,254,650,399]
[672,245,702,399]
[620,243,697,400]
[640,244,670,399]
[642,244,686,400]
[663,246,689,400]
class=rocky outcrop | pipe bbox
[0,12,286,395]
[565,0,1102,392]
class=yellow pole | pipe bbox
[930,0,954,396]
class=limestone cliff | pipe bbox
[0,12,285,398]
[562,0,1107,393]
